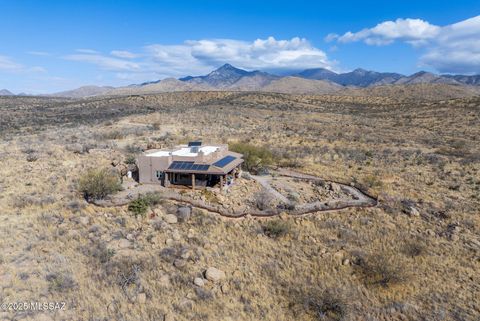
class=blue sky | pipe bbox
[1,0,479,93]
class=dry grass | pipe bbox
[0,91,478,320]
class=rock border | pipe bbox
[93,169,377,218]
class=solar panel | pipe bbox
[188,141,202,147]
[168,161,210,171]
[168,161,192,170]
[213,155,236,168]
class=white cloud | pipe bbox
[27,51,51,56]
[63,37,335,80]
[64,54,142,72]
[334,18,440,45]
[76,49,100,54]
[0,55,46,73]
[331,15,480,74]
[0,55,24,71]
[186,37,332,71]
[420,16,480,73]
[110,50,140,59]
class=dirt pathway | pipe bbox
[250,175,290,204]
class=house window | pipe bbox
[155,171,164,180]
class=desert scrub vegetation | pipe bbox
[354,251,408,288]
[303,288,349,321]
[262,220,291,238]
[78,168,122,201]
[128,197,150,217]
[128,193,162,217]
[229,142,274,173]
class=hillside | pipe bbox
[0,92,478,320]
[340,83,480,101]
[104,78,215,95]
[260,76,343,94]
[50,85,114,98]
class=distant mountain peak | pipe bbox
[411,70,432,76]
[217,63,237,70]
[209,63,248,75]
[0,89,14,96]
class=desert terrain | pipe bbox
[0,90,479,321]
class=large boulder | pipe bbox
[176,206,192,222]
[205,267,226,283]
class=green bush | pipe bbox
[128,197,149,217]
[78,168,122,201]
[229,142,274,174]
[128,193,162,217]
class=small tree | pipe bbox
[78,168,122,201]
[229,142,274,174]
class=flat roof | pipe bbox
[146,145,219,158]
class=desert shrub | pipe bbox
[262,220,291,238]
[125,144,143,154]
[46,271,77,292]
[78,168,122,201]
[304,288,349,321]
[254,190,274,210]
[26,153,38,162]
[128,192,163,217]
[195,287,214,301]
[229,142,274,174]
[128,197,149,218]
[142,192,162,205]
[88,240,116,264]
[355,252,407,288]
[124,154,136,165]
[402,239,427,258]
[363,174,383,189]
[102,130,125,140]
[12,194,56,208]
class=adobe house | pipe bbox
[137,141,243,189]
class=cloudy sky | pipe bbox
[1,0,479,93]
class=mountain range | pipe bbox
[2,64,480,98]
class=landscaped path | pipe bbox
[94,169,377,217]
[250,174,290,204]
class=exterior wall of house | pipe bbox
[137,154,172,183]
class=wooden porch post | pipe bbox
[191,173,195,190]
[219,175,223,188]
[165,172,170,187]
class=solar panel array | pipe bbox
[213,155,236,168]
[188,141,202,147]
[168,161,209,171]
